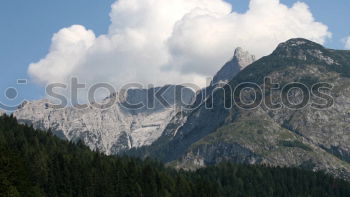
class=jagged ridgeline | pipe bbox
[126,39,350,179]
[12,47,254,157]
[9,38,350,184]
[1,114,350,197]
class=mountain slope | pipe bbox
[127,47,257,159]
[14,85,195,155]
[127,38,350,179]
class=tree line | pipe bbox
[1,114,349,197]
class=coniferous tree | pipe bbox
[0,114,350,197]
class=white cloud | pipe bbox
[29,25,96,84]
[344,36,350,49]
[28,0,331,91]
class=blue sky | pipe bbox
[0,0,349,109]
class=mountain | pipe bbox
[157,47,257,142]
[14,85,194,155]
[13,38,350,179]
[1,114,350,197]
[126,38,350,179]
[13,47,252,155]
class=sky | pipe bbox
[0,0,349,110]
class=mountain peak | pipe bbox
[234,47,244,56]
[277,38,324,50]
[273,38,326,55]
[212,47,255,84]
[272,38,337,65]
[233,47,256,66]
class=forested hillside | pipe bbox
[1,114,350,197]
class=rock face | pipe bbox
[13,47,251,156]
[212,47,256,85]
[14,85,195,155]
[127,47,257,158]
[129,38,350,179]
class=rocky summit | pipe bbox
[212,47,256,85]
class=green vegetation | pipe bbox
[1,114,350,197]
[192,119,296,151]
[279,140,312,151]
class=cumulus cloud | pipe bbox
[344,36,350,49]
[29,25,96,84]
[29,0,331,91]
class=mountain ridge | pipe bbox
[13,85,195,155]
[125,38,350,179]
[13,47,253,155]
